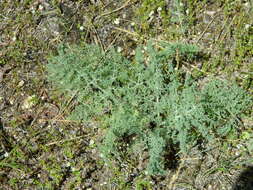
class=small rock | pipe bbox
[245,24,250,30]
[89,139,95,145]
[157,7,162,12]
[18,80,24,87]
[22,95,37,110]
[114,18,120,25]
[4,152,9,158]
[38,4,44,11]
[9,98,15,105]
[66,162,71,167]
[117,46,122,53]
[71,167,76,172]
[149,10,154,17]
[12,36,17,41]
[80,26,84,31]
[204,10,216,16]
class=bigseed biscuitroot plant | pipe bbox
[47,42,252,175]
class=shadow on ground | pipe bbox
[233,166,253,190]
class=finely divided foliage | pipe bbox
[47,42,251,175]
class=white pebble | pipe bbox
[149,11,154,17]
[38,5,43,11]
[89,139,95,145]
[117,46,122,53]
[4,152,9,158]
[114,18,120,25]
[18,80,24,87]
[245,24,250,30]
[80,26,84,31]
[157,7,162,12]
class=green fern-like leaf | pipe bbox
[47,42,252,175]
